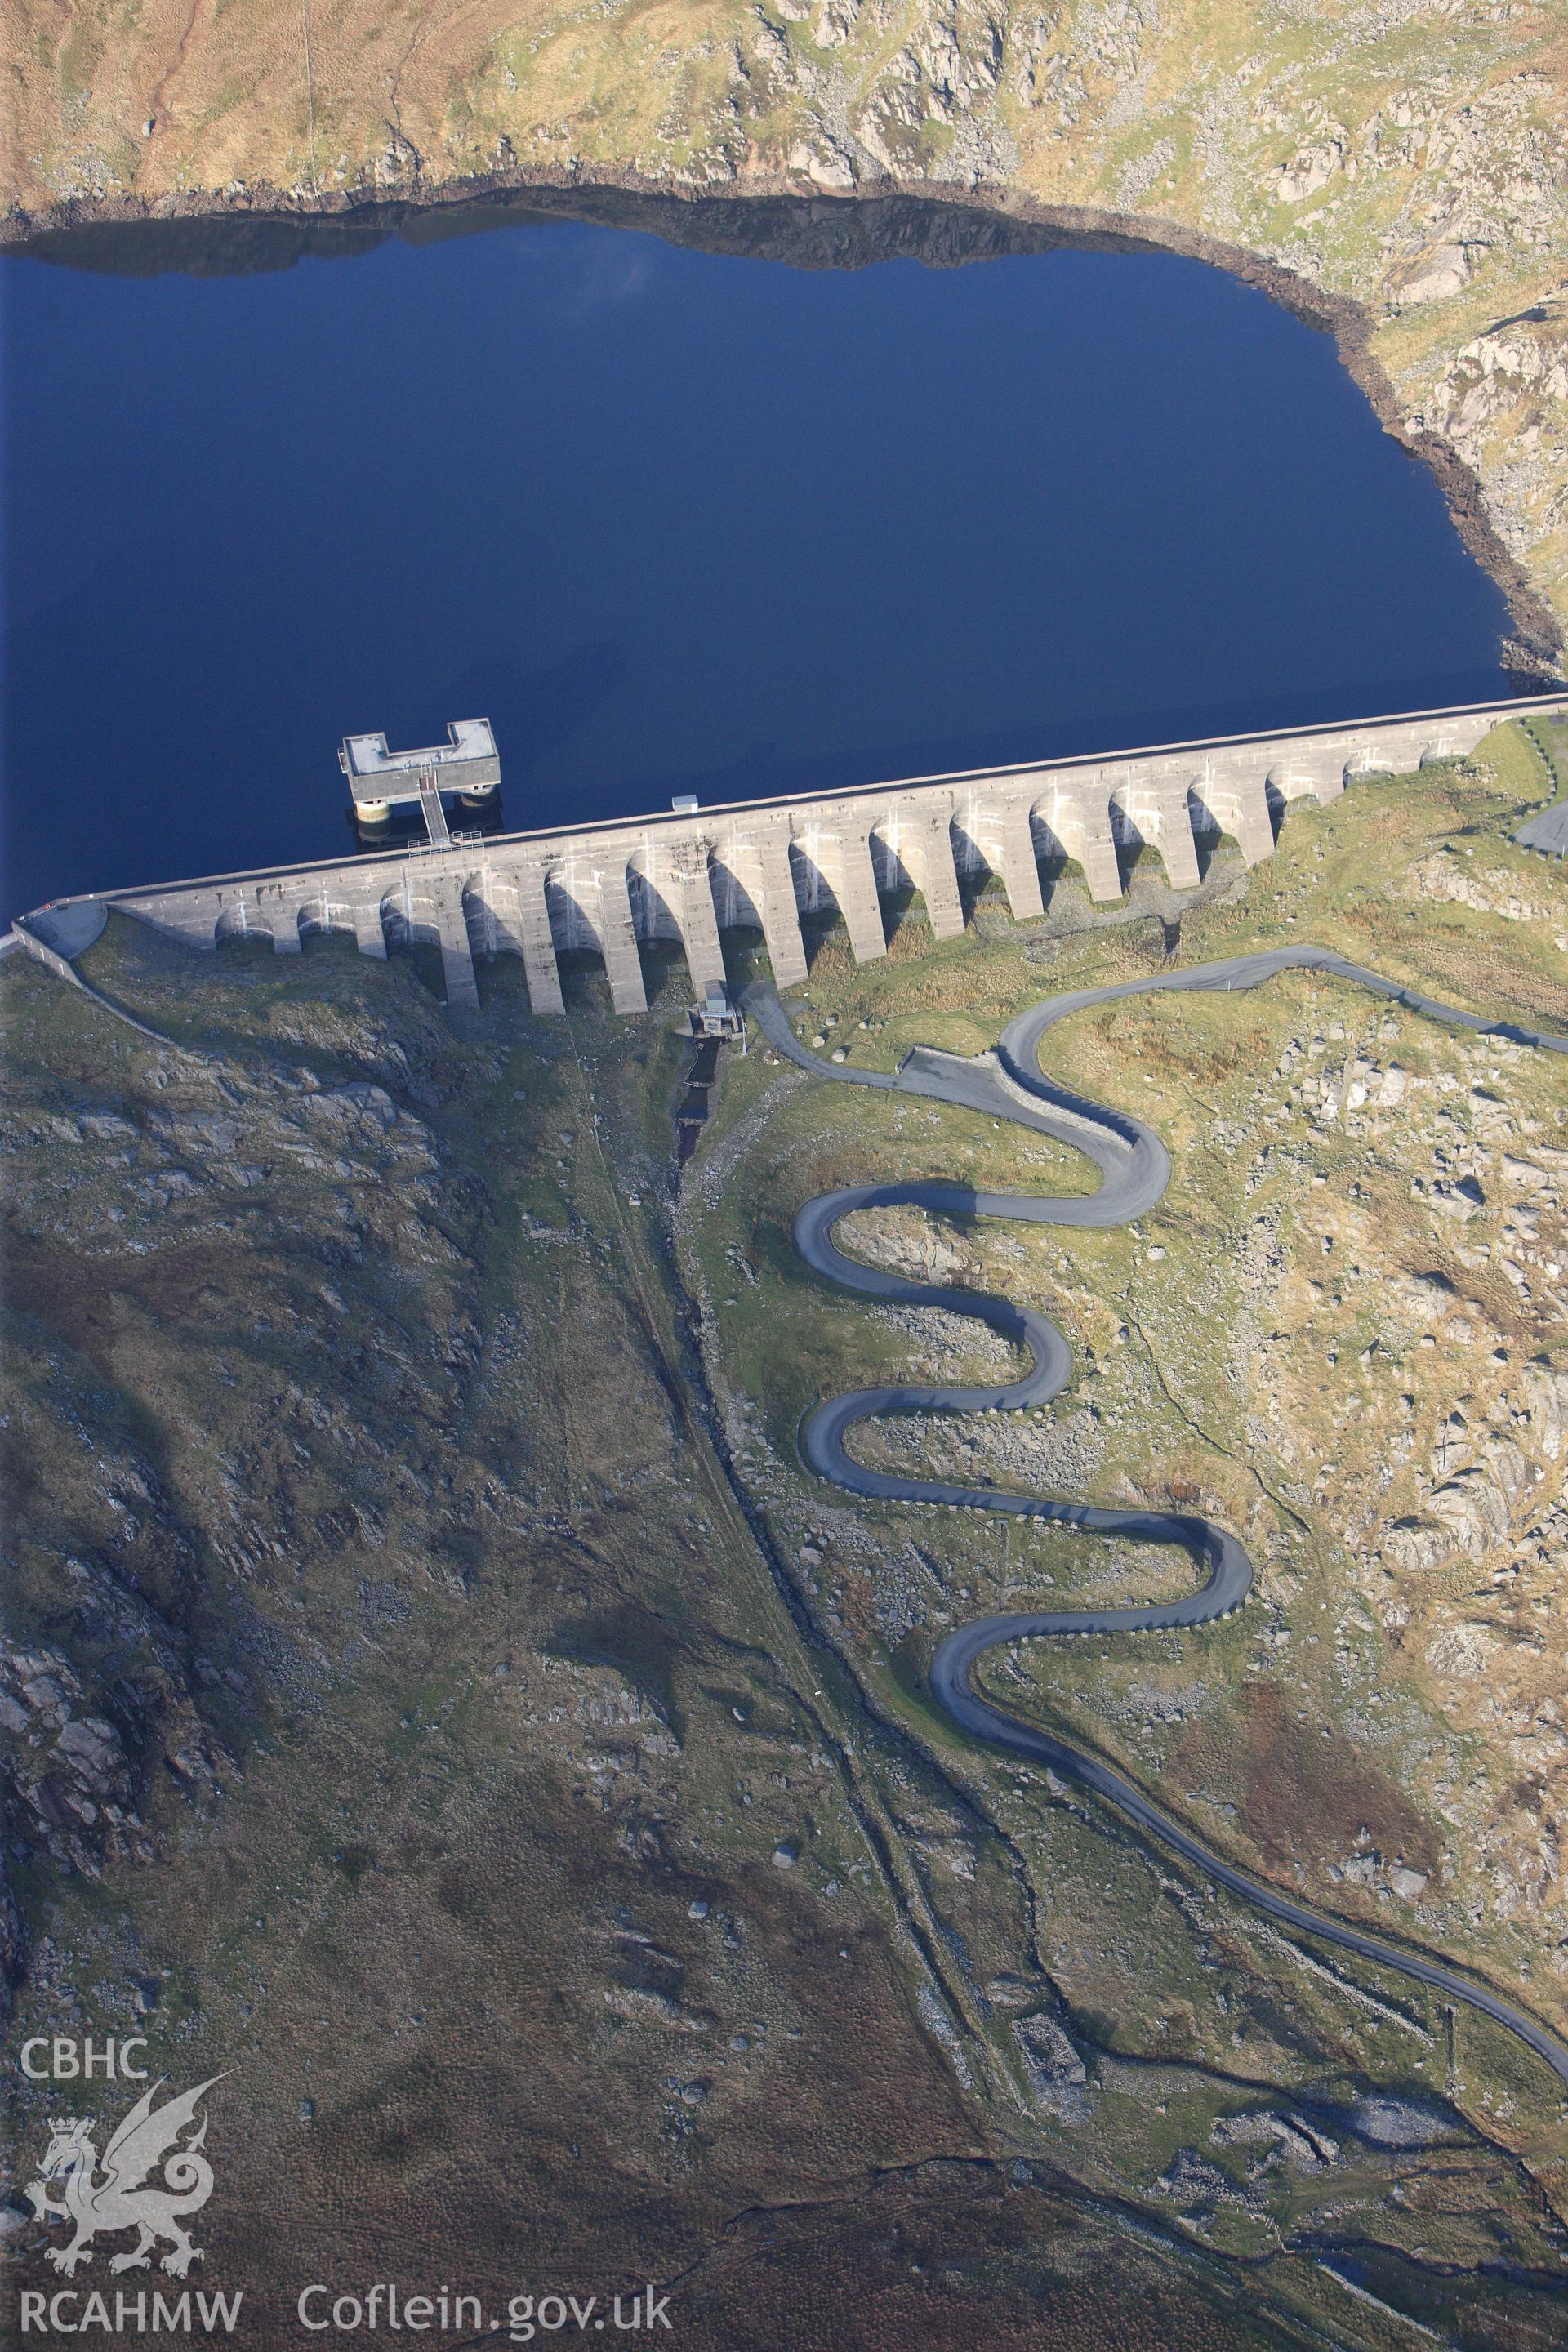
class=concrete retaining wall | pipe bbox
[31,696,1568,1013]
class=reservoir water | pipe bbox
[1,209,1518,923]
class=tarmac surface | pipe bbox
[1517,800,1568,858]
[745,949,1568,2092]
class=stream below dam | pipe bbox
[2,201,1521,924]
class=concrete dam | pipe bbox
[18,695,1568,1016]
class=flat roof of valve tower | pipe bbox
[339,719,500,808]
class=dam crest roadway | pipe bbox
[15,693,1568,1013]
[748,950,1568,2096]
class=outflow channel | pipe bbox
[745,948,1568,2092]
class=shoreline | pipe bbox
[5,170,1562,684]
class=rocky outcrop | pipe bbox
[0,1643,157,1882]
[1385,1405,1557,1577]
[0,947,493,2018]
[0,1615,220,2016]
[1523,1359,1568,1461]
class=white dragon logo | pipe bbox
[24,2075,226,2278]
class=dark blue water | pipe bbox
[2,216,1515,920]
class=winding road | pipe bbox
[743,948,1568,2092]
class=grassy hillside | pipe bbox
[7,723,1568,2345]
